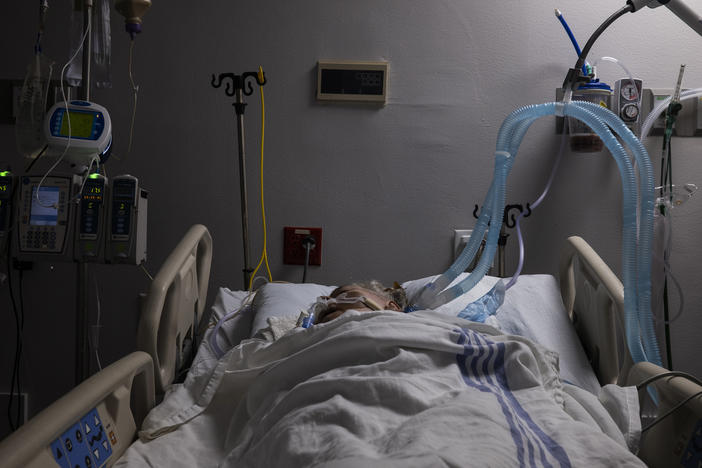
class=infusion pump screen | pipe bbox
[30,186,59,226]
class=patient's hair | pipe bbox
[340,280,408,310]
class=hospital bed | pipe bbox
[0,224,700,467]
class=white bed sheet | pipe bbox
[117,310,641,467]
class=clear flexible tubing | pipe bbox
[505,119,569,290]
[575,100,660,366]
[416,107,560,309]
[415,101,658,365]
[591,56,639,100]
[413,117,537,309]
[641,88,702,144]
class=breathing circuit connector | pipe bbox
[562,67,592,92]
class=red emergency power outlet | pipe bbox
[283,227,322,265]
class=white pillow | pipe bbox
[250,282,335,337]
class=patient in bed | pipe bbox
[313,280,408,323]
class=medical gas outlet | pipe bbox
[284,227,322,265]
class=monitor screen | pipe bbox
[59,110,95,139]
[30,186,60,226]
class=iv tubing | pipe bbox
[591,56,639,100]
[506,118,569,290]
[641,88,702,144]
[36,13,92,207]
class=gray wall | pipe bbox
[1,0,701,423]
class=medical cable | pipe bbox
[35,13,92,208]
[564,4,633,90]
[554,9,589,76]
[641,390,702,433]
[505,116,569,290]
[635,371,702,433]
[248,67,273,291]
[653,209,684,324]
[302,235,316,283]
[126,38,139,156]
[24,144,48,174]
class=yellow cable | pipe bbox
[248,66,272,290]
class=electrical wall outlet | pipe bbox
[283,227,322,265]
[453,229,472,260]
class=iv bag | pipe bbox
[66,0,112,89]
[15,53,54,159]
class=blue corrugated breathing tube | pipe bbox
[411,100,660,367]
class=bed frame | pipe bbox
[0,230,699,467]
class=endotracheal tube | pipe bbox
[412,100,660,368]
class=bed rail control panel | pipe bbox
[50,406,115,468]
[15,175,80,263]
[105,174,148,265]
[75,174,108,262]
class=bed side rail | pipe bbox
[627,362,702,467]
[0,351,154,468]
[137,224,213,394]
[559,236,632,385]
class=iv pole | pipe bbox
[210,72,267,290]
[75,0,94,385]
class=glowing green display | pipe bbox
[59,111,95,138]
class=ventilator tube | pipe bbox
[414,100,659,366]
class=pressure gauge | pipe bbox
[621,103,640,121]
[620,82,639,101]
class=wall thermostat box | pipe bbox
[316,61,388,103]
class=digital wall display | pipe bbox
[30,186,60,226]
[59,110,95,139]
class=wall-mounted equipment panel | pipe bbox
[317,61,388,103]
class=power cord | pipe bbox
[636,371,702,433]
[301,235,316,283]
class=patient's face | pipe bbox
[316,285,401,324]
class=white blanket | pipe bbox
[117,310,643,467]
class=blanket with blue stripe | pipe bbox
[127,310,643,468]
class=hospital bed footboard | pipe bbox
[0,351,154,468]
[559,235,632,385]
[627,361,702,467]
